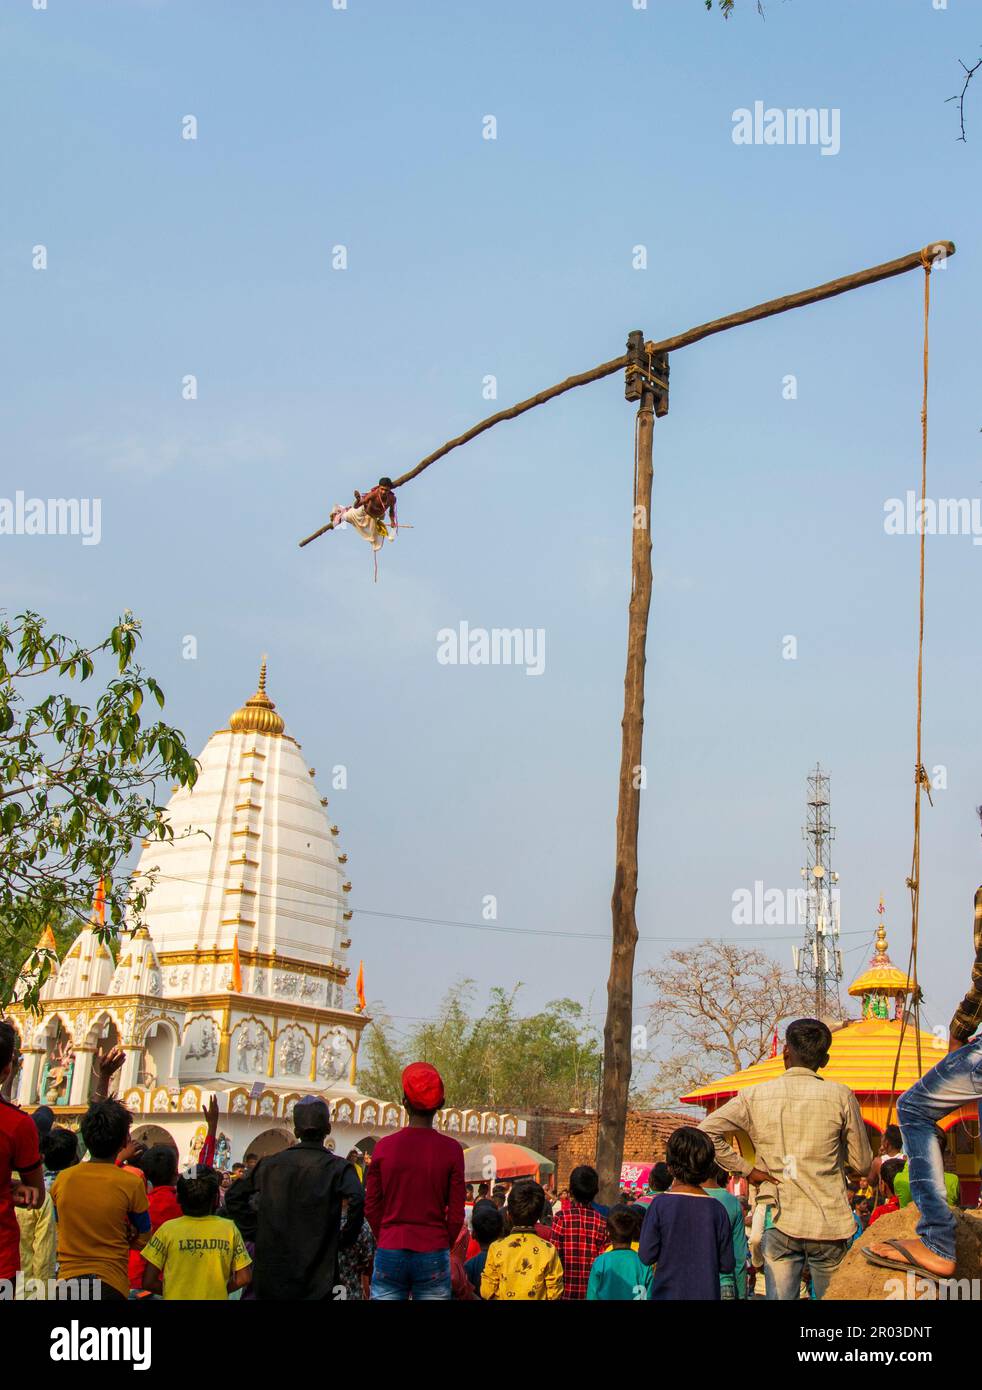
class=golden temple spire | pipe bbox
[873,898,889,961]
[848,899,912,1007]
[229,655,285,736]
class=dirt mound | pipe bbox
[825,1205,982,1300]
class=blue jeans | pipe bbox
[897,1036,982,1264]
[762,1228,850,1301]
[370,1248,452,1301]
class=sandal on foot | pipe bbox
[860,1239,950,1282]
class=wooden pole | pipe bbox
[298,518,334,549]
[596,379,656,1206]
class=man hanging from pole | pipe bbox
[328,476,401,577]
[331,476,399,548]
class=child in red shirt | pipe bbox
[868,1157,905,1226]
[129,1144,182,1292]
[0,1023,44,1282]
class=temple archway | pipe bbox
[245,1127,293,1162]
[38,1016,75,1108]
[87,1013,122,1101]
[140,1020,180,1087]
[132,1124,178,1150]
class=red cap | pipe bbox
[402,1062,445,1112]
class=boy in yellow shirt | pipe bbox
[50,1100,150,1301]
[481,1181,563,1301]
[142,1166,251,1301]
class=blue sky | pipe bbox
[2,0,980,1070]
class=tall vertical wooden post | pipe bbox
[596,336,667,1205]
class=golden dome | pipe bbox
[847,919,912,998]
[229,659,285,737]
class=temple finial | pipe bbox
[874,897,889,956]
[228,655,284,736]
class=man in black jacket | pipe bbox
[225,1098,364,1300]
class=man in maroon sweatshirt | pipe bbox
[365,1062,465,1300]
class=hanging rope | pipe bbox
[886,252,934,1121]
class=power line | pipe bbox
[149,869,873,946]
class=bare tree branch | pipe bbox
[644,939,814,1098]
[947,54,982,142]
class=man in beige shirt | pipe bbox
[699,1018,872,1300]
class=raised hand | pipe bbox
[92,1044,126,1101]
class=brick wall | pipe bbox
[551,1110,698,1189]
[523,1109,598,1175]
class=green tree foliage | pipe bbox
[0,611,198,1009]
[358,980,602,1112]
[0,903,76,1013]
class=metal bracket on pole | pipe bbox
[624,331,669,416]
[648,351,669,418]
[624,330,645,402]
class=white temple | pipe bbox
[5,663,520,1165]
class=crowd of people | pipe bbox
[1,1007,979,1302]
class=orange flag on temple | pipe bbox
[770,1026,779,1059]
[92,877,106,926]
[356,960,366,1012]
[231,935,243,993]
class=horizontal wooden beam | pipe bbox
[642,241,955,358]
[298,240,954,546]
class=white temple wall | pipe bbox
[127,1112,383,1168]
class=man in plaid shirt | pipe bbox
[548,1165,609,1299]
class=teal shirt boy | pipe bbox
[586,1247,653,1301]
[707,1186,749,1299]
